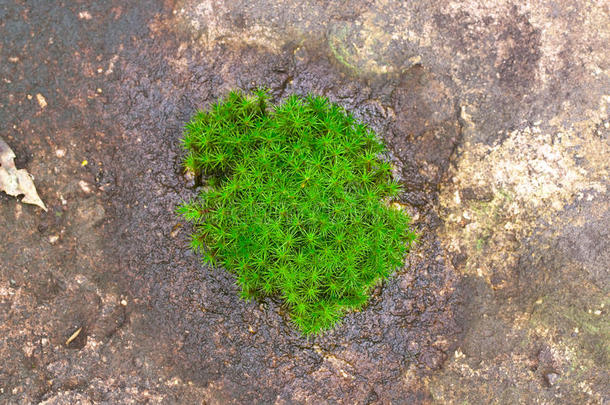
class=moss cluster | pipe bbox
[178,89,416,335]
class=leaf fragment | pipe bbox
[0,137,47,211]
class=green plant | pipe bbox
[178,89,416,335]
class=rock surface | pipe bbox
[0,0,607,403]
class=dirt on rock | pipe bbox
[1,0,608,404]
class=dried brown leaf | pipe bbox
[0,137,47,211]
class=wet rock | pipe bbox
[460,187,494,202]
[2,0,608,403]
[75,198,105,229]
[91,303,127,339]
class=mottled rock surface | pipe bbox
[1,0,607,403]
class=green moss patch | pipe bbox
[178,89,416,335]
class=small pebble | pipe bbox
[79,180,93,194]
[36,93,47,109]
[78,11,92,20]
[545,372,559,386]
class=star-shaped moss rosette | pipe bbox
[178,89,416,335]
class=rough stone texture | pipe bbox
[1,0,608,403]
